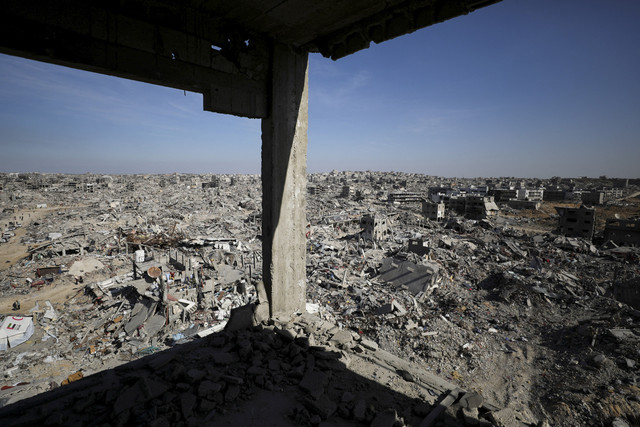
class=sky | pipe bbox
[1,0,639,178]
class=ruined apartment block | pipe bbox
[421,199,445,221]
[543,188,566,201]
[581,191,605,205]
[604,218,640,246]
[466,195,499,219]
[360,214,390,241]
[447,195,499,219]
[387,191,422,205]
[555,205,596,240]
[516,188,544,201]
[340,185,353,198]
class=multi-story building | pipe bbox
[604,218,640,246]
[517,188,544,201]
[465,195,499,219]
[489,188,517,202]
[340,185,353,198]
[446,195,499,219]
[388,191,422,204]
[581,191,605,205]
[543,189,566,201]
[555,205,596,240]
[360,214,390,241]
[421,200,445,220]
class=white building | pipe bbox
[517,188,544,201]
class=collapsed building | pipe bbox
[604,218,640,246]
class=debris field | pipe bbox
[0,172,639,426]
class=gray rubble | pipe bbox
[1,172,639,426]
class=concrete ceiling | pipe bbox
[187,0,502,59]
[1,0,502,117]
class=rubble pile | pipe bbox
[1,172,639,426]
[300,176,640,426]
[0,310,518,427]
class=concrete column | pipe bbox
[261,42,309,317]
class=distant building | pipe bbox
[607,188,625,199]
[465,195,500,219]
[421,200,445,221]
[517,188,544,201]
[388,191,422,204]
[307,184,327,196]
[202,177,220,189]
[340,185,353,198]
[446,195,499,219]
[447,196,467,214]
[581,191,605,205]
[555,205,596,240]
[361,214,390,241]
[543,189,566,202]
[489,188,517,202]
[603,218,640,246]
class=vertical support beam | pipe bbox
[261,42,309,317]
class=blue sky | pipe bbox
[1,0,639,178]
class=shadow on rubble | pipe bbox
[0,324,470,426]
[537,303,639,375]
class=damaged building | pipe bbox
[447,195,499,219]
[604,218,640,246]
[421,199,445,221]
[360,214,391,242]
[556,205,596,240]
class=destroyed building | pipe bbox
[604,218,640,246]
[516,187,544,201]
[489,188,517,202]
[387,191,422,205]
[555,205,596,240]
[506,199,542,210]
[447,195,499,219]
[581,190,605,205]
[340,185,353,198]
[407,237,430,256]
[421,199,445,221]
[360,214,390,242]
[543,188,567,201]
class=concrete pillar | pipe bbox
[261,42,309,317]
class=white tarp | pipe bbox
[0,316,35,351]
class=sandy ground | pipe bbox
[1,205,91,271]
[0,207,54,271]
[0,206,91,314]
[0,279,84,316]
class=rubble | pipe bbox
[0,172,639,426]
